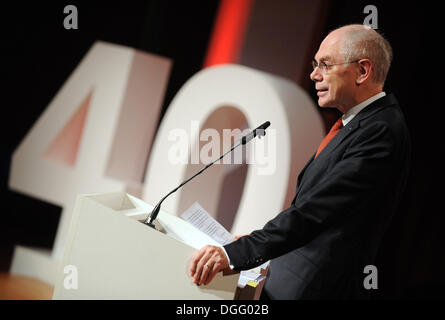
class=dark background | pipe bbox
[0,1,442,299]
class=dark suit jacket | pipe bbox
[224,93,411,299]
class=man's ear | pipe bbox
[356,59,372,85]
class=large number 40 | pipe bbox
[9,41,323,268]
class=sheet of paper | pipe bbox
[240,270,262,280]
[181,202,234,246]
[181,201,270,289]
[251,261,270,273]
[238,276,250,288]
[238,272,266,288]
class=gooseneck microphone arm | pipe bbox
[143,139,243,228]
[143,121,270,229]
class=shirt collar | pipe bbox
[342,92,386,126]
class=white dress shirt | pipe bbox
[341,92,386,126]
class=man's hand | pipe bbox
[189,245,229,286]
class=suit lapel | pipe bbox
[289,154,315,204]
[314,120,358,161]
[297,154,315,186]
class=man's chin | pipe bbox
[318,99,334,108]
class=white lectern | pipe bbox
[52,192,239,299]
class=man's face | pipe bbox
[310,32,358,112]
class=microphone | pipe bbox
[241,121,270,144]
[144,121,271,229]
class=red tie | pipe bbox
[315,117,343,158]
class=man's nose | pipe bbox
[310,68,322,82]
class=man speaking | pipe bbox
[189,24,411,299]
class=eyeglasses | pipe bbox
[311,59,360,73]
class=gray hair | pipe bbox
[334,24,393,85]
